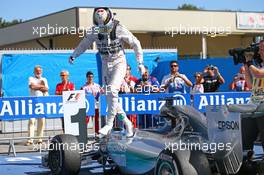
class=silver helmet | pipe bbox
[93,7,113,27]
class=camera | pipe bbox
[206,64,215,71]
[229,43,261,65]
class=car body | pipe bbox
[44,97,264,175]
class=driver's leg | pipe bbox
[98,62,114,135]
[108,60,133,136]
[99,59,133,136]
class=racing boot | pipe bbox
[99,125,112,136]
[99,116,114,136]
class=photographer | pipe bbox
[202,65,225,92]
[229,66,250,91]
[161,61,192,93]
[244,40,264,99]
[242,39,264,150]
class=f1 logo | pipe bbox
[67,93,81,102]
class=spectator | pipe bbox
[161,61,192,93]
[191,72,204,94]
[81,71,103,134]
[135,66,160,94]
[55,70,75,95]
[135,66,160,128]
[120,71,136,93]
[55,70,75,132]
[230,65,250,91]
[126,64,138,85]
[242,39,264,150]
[26,65,48,146]
[81,71,103,98]
[203,65,225,92]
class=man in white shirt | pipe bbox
[26,65,49,146]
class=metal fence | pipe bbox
[0,117,97,156]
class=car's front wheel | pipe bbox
[48,134,81,175]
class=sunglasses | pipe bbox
[60,74,67,77]
[171,65,178,68]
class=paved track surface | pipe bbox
[0,152,111,175]
[0,143,262,175]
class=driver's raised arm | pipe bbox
[71,29,96,59]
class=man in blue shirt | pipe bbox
[161,61,192,93]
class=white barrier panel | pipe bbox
[63,90,86,136]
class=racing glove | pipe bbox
[138,63,146,75]
[68,56,75,64]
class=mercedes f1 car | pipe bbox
[42,97,264,175]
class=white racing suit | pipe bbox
[71,21,143,137]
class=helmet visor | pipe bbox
[93,7,112,26]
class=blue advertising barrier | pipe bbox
[0,92,253,120]
[0,95,95,120]
[193,92,251,112]
[100,93,191,115]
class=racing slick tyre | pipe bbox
[154,148,198,175]
[48,134,81,175]
[189,150,212,175]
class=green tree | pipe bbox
[177,3,204,10]
[0,18,23,28]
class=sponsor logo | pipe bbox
[172,94,187,106]
[100,94,190,115]
[218,121,239,130]
[0,96,95,119]
[0,99,63,118]
[85,99,90,113]
[66,93,81,103]
[195,94,250,111]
